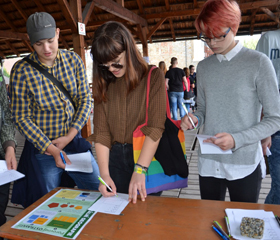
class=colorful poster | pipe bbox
[12,189,102,239]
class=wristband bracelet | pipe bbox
[134,163,148,175]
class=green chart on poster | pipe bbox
[12,189,102,239]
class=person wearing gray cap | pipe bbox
[9,12,100,207]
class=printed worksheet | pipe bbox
[197,134,232,154]
[65,152,93,173]
[225,208,280,240]
[88,193,129,215]
[0,160,25,186]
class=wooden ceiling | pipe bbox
[0,0,280,58]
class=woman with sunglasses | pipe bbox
[88,21,166,204]
[181,0,280,203]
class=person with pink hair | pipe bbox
[181,0,280,203]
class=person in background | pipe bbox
[189,65,197,111]
[9,12,99,207]
[181,0,280,203]
[88,21,166,204]
[182,67,195,112]
[158,61,167,75]
[165,57,188,120]
[0,76,17,239]
[256,29,280,205]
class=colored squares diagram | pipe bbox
[27,215,48,225]
[47,215,77,229]
[48,202,83,210]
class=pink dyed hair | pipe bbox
[194,0,241,38]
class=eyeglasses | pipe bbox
[199,28,231,43]
[98,53,124,71]
[98,62,123,71]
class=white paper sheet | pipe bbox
[225,208,280,240]
[197,134,232,154]
[88,193,129,215]
[65,152,93,173]
[0,160,25,186]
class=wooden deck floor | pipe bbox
[5,119,272,222]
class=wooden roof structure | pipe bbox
[0,0,280,59]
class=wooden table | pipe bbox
[0,188,279,240]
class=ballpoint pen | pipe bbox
[224,216,231,237]
[181,102,196,129]
[212,225,229,240]
[275,215,280,227]
[60,151,66,164]
[98,175,118,197]
[213,221,230,239]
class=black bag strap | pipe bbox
[23,57,76,111]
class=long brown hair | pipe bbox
[91,21,148,103]
[158,61,167,75]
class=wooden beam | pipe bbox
[83,1,95,25]
[93,0,147,26]
[116,0,124,7]
[249,9,258,36]
[147,18,167,39]
[165,0,170,11]
[5,40,19,56]
[57,0,78,32]
[0,8,17,31]
[260,7,280,24]
[169,19,176,41]
[240,0,280,10]
[23,40,33,52]
[10,0,28,21]
[33,0,46,12]
[144,0,279,19]
[193,0,198,8]
[136,0,144,14]
[0,30,29,40]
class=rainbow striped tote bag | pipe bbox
[133,66,188,194]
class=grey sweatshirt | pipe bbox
[195,47,280,165]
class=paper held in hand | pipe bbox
[196,134,232,154]
[65,151,93,173]
[0,160,25,186]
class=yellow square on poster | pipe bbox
[56,190,80,199]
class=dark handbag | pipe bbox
[133,66,188,194]
[184,88,194,100]
[23,58,76,111]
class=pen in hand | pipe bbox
[60,151,66,165]
[181,102,197,129]
[98,175,118,197]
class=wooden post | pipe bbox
[70,0,92,139]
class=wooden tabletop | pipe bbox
[0,188,279,240]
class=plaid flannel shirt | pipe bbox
[9,49,92,153]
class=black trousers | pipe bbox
[109,143,161,196]
[199,164,262,203]
[0,182,10,240]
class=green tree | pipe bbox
[243,39,259,50]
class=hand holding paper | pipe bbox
[197,134,232,154]
[202,132,235,151]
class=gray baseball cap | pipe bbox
[26,12,56,45]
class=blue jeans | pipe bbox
[265,131,280,204]
[169,91,185,120]
[36,150,100,192]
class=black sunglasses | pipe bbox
[98,62,123,71]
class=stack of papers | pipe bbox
[225,208,280,240]
[0,160,25,186]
